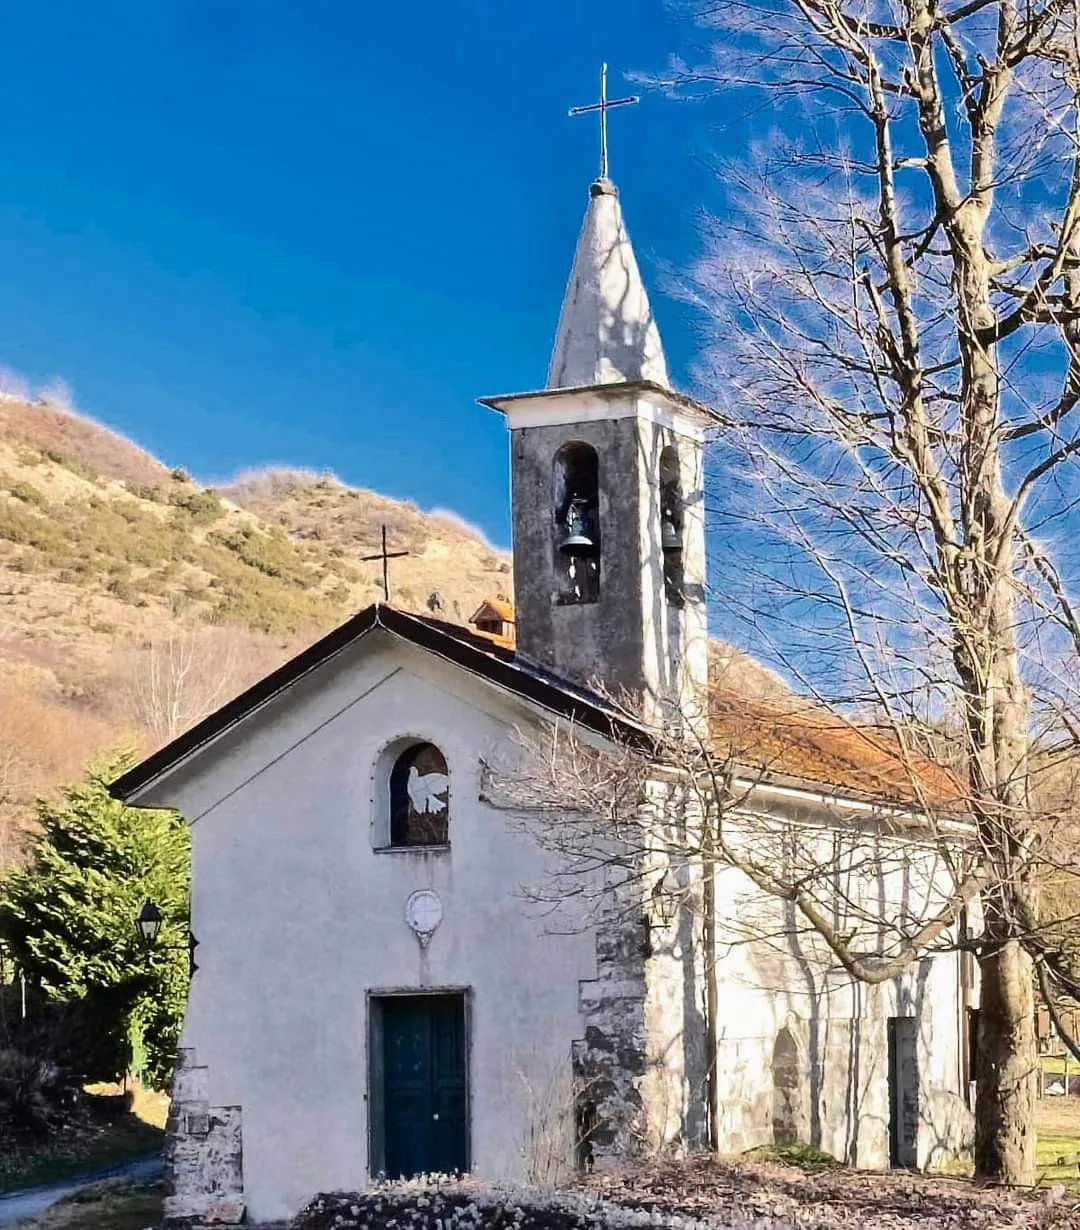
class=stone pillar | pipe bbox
[164,1048,245,1228]
[574,901,648,1167]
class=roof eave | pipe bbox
[110,604,655,807]
[478,380,724,429]
[723,760,967,825]
[110,605,385,803]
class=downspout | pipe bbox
[702,802,720,1150]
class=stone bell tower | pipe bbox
[482,175,717,722]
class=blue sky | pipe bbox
[0,1,722,547]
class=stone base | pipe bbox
[164,1195,246,1224]
[165,1048,245,1227]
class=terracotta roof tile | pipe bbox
[709,691,961,806]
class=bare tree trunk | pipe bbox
[975,934,1037,1181]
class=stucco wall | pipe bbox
[149,633,597,1223]
[703,819,973,1171]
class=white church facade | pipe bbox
[113,171,976,1227]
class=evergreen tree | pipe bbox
[0,756,190,1088]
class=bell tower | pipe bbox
[482,175,717,722]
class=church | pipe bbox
[112,159,976,1225]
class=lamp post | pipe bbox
[136,899,198,977]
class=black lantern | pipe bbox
[136,899,163,946]
[135,898,199,976]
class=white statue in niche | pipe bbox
[390,742,450,845]
[407,765,450,814]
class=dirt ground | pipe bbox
[12,1103,1080,1230]
[583,1156,1080,1228]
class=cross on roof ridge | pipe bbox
[359,524,410,602]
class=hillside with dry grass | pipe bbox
[0,395,512,862]
[0,392,794,869]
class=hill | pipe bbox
[0,396,512,860]
[0,393,790,865]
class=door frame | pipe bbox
[366,987,472,1180]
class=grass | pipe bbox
[1036,1132,1080,1185]
[0,1084,167,1195]
[1040,1055,1079,1077]
[10,1179,163,1230]
[742,1141,843,1168]
[1036,1096,1080,1187]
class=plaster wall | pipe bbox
[703,816,973,1171]
[146,634,596,1224]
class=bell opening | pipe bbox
[552,443,601,604]
[660,446,685,604]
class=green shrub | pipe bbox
[0,1044,74,1141]
[0,758,190,1090]
[0,501,69,554]
[106,576,137,602]
[210,526,310,584]
[127,484,165,503]
[0,476,47,508]
[168,489,221,526]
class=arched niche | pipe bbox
[771,1026,805,1147]
[659,444,684,607]
[374,738,451,848]
[552,441,601,605]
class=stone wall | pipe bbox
[164,1047,245,1228]
[574,897,649,1166]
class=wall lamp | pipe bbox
[136,899,199,978]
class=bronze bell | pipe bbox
[558,497,598,556]
[661,511,681,553]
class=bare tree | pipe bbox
[618,0,1080,1184]
[484,676,1080,1181]
[118,625,255,745]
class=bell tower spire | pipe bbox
[547,178,669,391]
[481,77,718,722]
[552,66,665,391]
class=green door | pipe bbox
[381,995,467,1178]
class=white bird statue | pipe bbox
[407,765,450,814]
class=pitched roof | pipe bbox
[468,597,516,649]
[547,178,669,390]
[710,692,961,807]
[110,601,957,812]
[470,596,514,624]
[109,604,652,803]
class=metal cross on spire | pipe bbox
[360,524,410,603]
[568,63,639,183]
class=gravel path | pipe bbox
[0,1154,163,1226]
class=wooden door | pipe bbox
[381,995,467,1178]
[887,1016,918,1168]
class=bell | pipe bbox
[661,513,681,553]
[558,498,597,556]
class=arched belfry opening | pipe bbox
[552,442,601,605]
[659,445,684,607]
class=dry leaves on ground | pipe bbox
[583,1156,1080,1228]
[293,1160,1080,1230]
